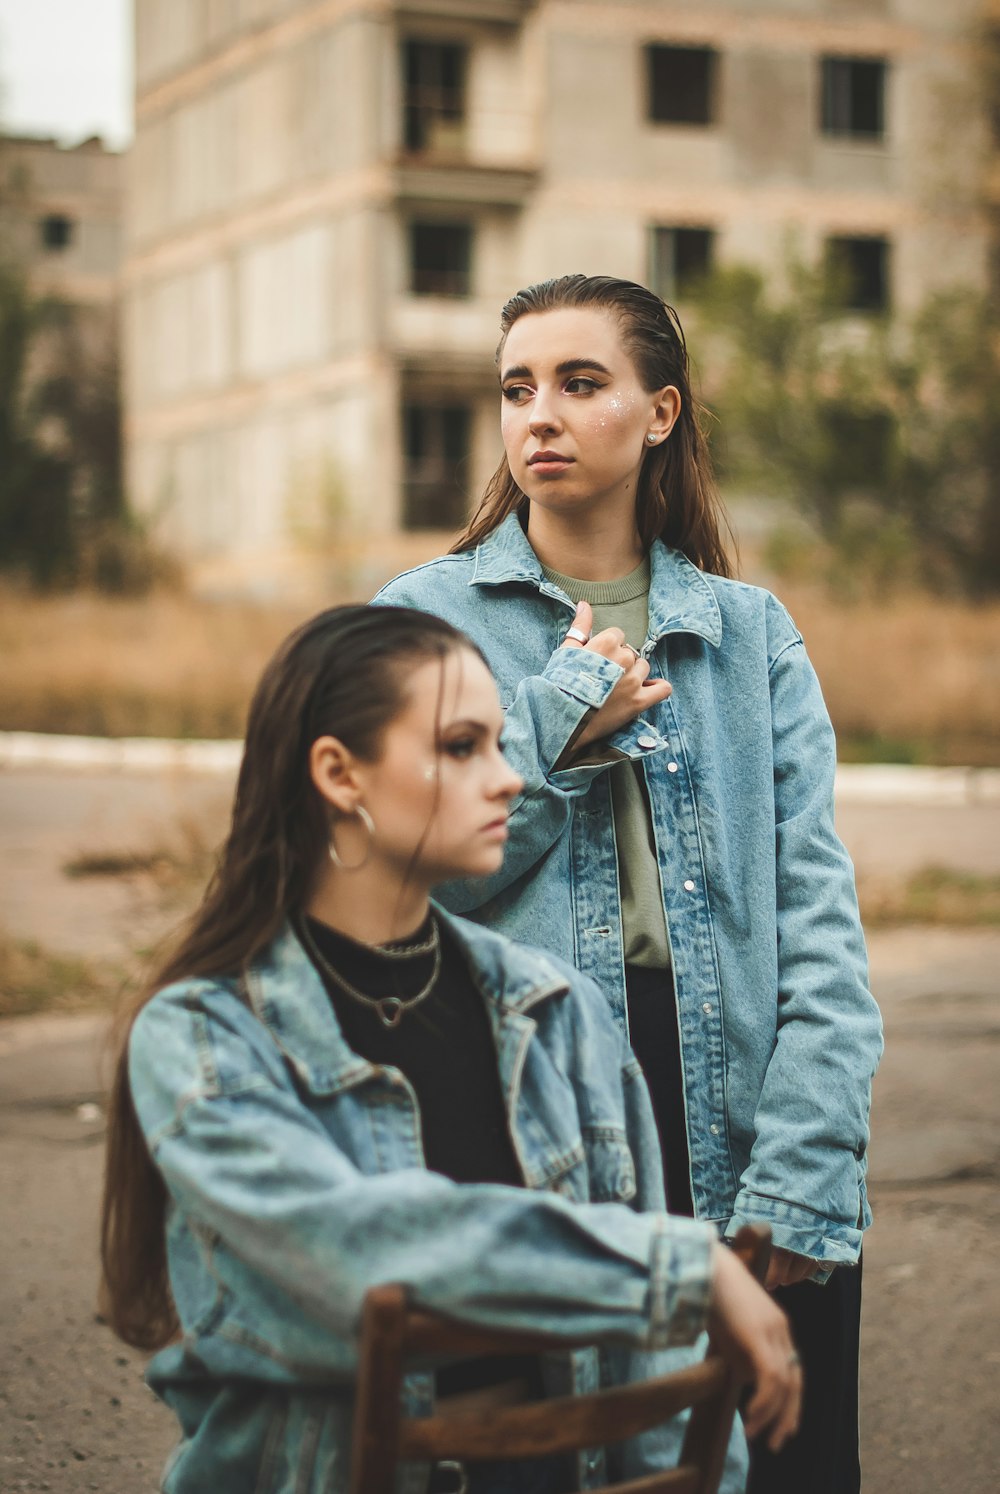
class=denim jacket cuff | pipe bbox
[541,645,623,708]
[725,1192,863,1266]
[646,1218,715,1349]
[604,717,674,762]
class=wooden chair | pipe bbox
[349,1224,770,1494]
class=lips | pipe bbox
[528,450,573,472]
[529,450,571,464]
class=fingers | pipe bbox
[765,1248,816,1291]
[561,601,593,648]
[707,1246,802,1454]
[743,1354,803,1448]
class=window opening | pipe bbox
[826,235,890,312]
[40,214,74,251]
[403,39,467,154]
[409,221,472,298]
[403,403,472,529]
[646,45,717,126]
[821,56,886,139]
[650,226,715,300]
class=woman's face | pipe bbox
[346,648,522,887]
[499,305,678,525]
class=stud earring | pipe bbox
[646,433,658,444]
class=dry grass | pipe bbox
[0,931,128,1019]
[62,815,219,901]
[0,586,310,739]
[777,581,1000,766]
[859,867,1000,928]
[0,579,997,763]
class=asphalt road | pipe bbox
[1,766,998,1492]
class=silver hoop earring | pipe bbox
[328,804,375,871]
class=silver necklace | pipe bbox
[298,914,441,1029]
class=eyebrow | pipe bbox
[500,357,613,382]
[440,717,503,736]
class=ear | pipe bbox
[647,384,682,444]
[309,735,364,814]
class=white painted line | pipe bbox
[0,731,242,775]
[835,763,1000,807]
[1,732,997,804]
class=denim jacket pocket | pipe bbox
[582,1127,638,1204]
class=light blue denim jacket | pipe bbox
[373,515,883,1265]
[130,908,747,1494]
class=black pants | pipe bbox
[747,1259,862,1494]
[624,966,863,1494]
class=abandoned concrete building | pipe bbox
[124,0,996,595]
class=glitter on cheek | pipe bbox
[580,391,638,434]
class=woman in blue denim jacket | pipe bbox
[100,605,799,1494]
[373,276,883,1494]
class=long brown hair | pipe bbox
[451,273,736,577]
[100,604,477,1350]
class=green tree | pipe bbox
[0,255,76,586]
[693,262,1000,595]
[0,256,163,592]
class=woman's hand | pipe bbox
[708,1242,803,1452]
[765,1247,820,1291]
[561,602,672,750]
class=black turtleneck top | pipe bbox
[299,911,537,1399]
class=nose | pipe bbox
[492,749,523,803]
[527,384,561,438]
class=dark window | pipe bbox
[646,45,717,125]
[409,221,472,297]
[821,56,886,139]
[403,403,472,529]
[650,226,714,300]
[826,235,890,312]
[403,39,467,154]
[40,213,74,251]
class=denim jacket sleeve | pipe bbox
[724,598,883,1264]
[130,983,716,1369]
[436,646,673,915]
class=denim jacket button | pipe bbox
[702,1003,713,1015]
[710,1124,720,1135]
[667,761,679,772]
[683,879,695,892]
[637,734,657,749]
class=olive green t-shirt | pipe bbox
[541,558,671,970]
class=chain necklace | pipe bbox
[297,913,441,1029]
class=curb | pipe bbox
[1,731,998,806]
[0,730,242,775]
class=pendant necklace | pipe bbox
[297,914,441,1029]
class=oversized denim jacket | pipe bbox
[373,515,883,1265]
[130,908,748,1494]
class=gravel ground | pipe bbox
[1,768,998,1492]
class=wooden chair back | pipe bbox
[349,1224,770,1494]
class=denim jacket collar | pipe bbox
[245,908,571,1098]
[470,513,723,648]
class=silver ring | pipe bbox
[564,626,590,644]
[622,643,641,663]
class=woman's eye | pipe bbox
[502,384,532,403]
[564,377,599,395]
[444,738,476,760]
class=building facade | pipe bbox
[1,133,122,306]
[124,0,995,596]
